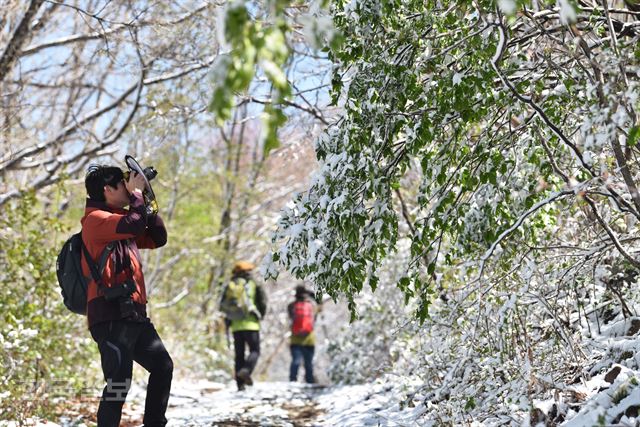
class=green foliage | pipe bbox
[271,0,640,324]
[135,144,233,376]
[598,414,606,425]
[0,191,96,421]
[209,0,292,156]
[273,0,550,319]
[465,396,476,411]
[628,126,640,148]
[612,384,629,404]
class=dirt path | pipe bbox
[160,381,326,427]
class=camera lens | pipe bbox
[143,167,157,181]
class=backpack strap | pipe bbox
[243,279,262,320]
[81,240,115,290]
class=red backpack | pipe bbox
[291,300,314,337]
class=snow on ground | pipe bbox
[164,380,323,426]
[9,372,640,426]
[316,381,428,426]
[0,379,428,426]
[162,377,430,426]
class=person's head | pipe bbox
[85,164,128,207]
[295,285,309,299]
[232,260,255,278]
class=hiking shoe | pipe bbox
[237,382,246,391]
[237,368,253,386]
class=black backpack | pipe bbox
[56,232,113,315]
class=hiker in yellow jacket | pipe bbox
[220,261,267,391]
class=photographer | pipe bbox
[82,164,172,427]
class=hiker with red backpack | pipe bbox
[220,261,267,391]
[81,164,172,427]
[288,285,319,384]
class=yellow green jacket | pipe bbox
[228,275,267,333]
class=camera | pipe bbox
[124,155,159,215]
[103,281,135,301]
[123,166,157,182]
[119,297,136,318]
[103,281,136,318]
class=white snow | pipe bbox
[498,0,516,15]
[558,0,577,24]
[7,378,435,426]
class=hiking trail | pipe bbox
[123,381,328,427]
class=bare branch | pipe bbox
[20,3,212,57]
[0,0,46,83]
[0,56,216,174]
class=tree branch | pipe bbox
[20,3,211,57]
[0,56,216,174]
[0,0,46,83]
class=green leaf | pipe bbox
[628,126,640,147]
[225,4,250,43]
[369,275,379,292]
[465,396,476,410]
[427,262,435,275]
[261,60,289,92]
[262,106,288,156]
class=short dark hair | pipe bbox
[85,164,123,201]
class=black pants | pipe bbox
[90,320,173,427]
[233,330,260,386]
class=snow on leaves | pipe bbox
[269,0,640,325]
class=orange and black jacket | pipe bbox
[80,193,167,328]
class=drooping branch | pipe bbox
[490,20,594,174]
[477,189,575,279]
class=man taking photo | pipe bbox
[82,164,172,427]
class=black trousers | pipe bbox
[233,330,260,385]
[90,320,173,427]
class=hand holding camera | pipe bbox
[124,155,159,215]
[125,171,147,195]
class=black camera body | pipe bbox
[103,281,136,318]
[142,166,158,181]
[124,155,159,216]
[123,166,157,182]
